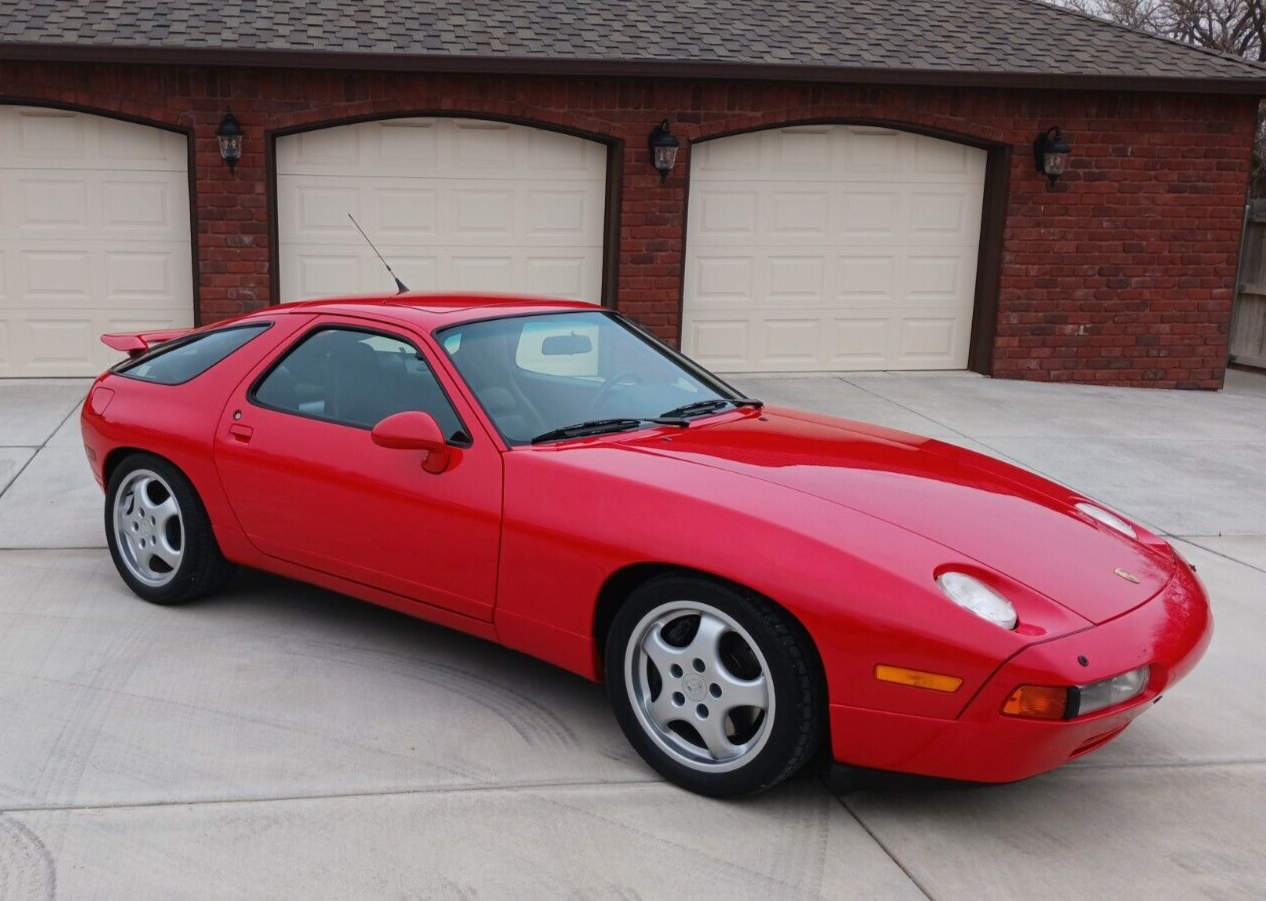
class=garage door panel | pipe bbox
[693,190,759,238]
[840,191,902,239]
[22,249,91,302]
[767,256,826,303]
[914,137,987,177]
[684,125,985,372]
[688,319,752,368]
[278,118,606,303]
[826,317,893,369]
[279,125,364,172]
[526,189,600,238]
[770,191,829,238]
[898,317,965,367]
[847,130,908,173]
[377,188,439,239]
[284,252,365,299]
[1,171,187,241]
[104,249,187,303]
[5,109,87,163]
[909,188,984,243]
[288,182,363,239]
[14,178,89,234]
[774,127,834,170]
[453,189,516,237]
[838,255,898,303]
[758,318,823,368]
[906,253,973,303]
[0,108,185,172]
[690,255,756,305]
[1,242,190,311]
[524,257,589,297]
[25,318,95,369]
[0,307,183,376]
[378,120,440,169]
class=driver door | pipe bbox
[213,317,502,620]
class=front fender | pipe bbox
[494,442,1087,719]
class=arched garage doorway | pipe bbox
[0,105,194,377]
[275,117,609,304]
[682,124,988,373]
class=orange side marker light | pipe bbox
[875,665,963,693]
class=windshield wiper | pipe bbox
[657,396,764,420]
[530,418,649,445]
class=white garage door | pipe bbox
[0,106,194,377]
[277,118,607,303]
[682,125,987,372]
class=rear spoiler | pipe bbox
[101,328,192,359]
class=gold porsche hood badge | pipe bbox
[1114,568,1140,584]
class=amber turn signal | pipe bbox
[875,665,963,693]
[1002,684,1069,719]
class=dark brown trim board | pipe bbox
[4,42,1266,96]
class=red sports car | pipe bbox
[81,295,1212,797]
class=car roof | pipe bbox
[245,292,598,330]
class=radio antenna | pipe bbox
[348,213,409,294]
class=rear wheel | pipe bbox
[105,453,235,605]
[606,574,821,797]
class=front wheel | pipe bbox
[605,575,822,797]
[105,453,235,605]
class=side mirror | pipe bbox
[371,411,451,474]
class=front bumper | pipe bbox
[828,560,1212,783]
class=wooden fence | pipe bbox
[1231,199,1266,370]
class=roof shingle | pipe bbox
[2,0,1265,88]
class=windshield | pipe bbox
[437,311,739,445]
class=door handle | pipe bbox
[228,423,254,442]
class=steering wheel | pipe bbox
[590,370,645,414]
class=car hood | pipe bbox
[620,408,1174,624]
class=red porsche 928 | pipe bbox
[81,294,1211,797]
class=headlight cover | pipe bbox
[1075,502,1137,539]
[936,572,1017,630]
[1072,665,1150,717]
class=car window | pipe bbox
[253,326,468,442]
[118,324,269,385]
[439,311,732,445]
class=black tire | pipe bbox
[104,452,236,605]
[605,574,822,797]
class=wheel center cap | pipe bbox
[683,674,707,701]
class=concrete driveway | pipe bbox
[1,370,1264,901]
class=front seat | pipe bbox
[328,338,386,428]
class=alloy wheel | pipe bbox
[624,600,774,773]
[112,469,184,587]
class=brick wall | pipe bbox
[1,61,1257,388]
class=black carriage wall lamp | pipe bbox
[648,119,680,182]
[216,110,245,172]
[1033,127,1071,189]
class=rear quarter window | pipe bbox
[118,324,269,385]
